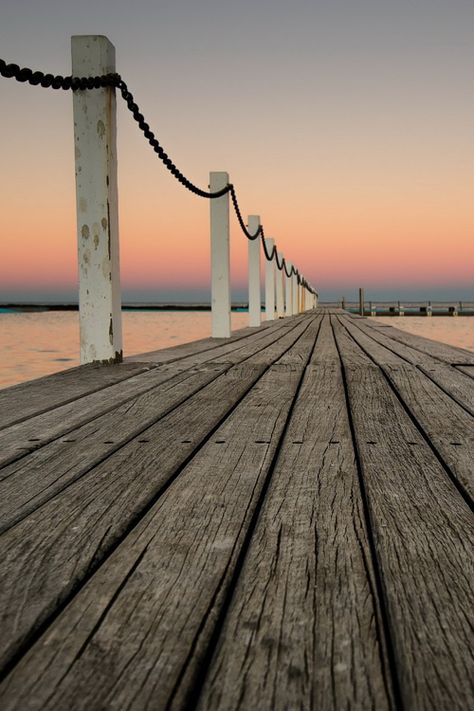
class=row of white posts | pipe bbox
[72,35,317,365]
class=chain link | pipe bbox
[0,57,315,294]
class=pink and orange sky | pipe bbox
[1,0,473,303]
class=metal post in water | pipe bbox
[210,171,231,337]
[72,35,122,364]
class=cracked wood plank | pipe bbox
[0,317,310,528]
[332,317,474,710]
[0,319,321,710]
[341,315,474,415]
[338,317,474,500]
[0,317,317,676]
[0,317,299,470]
[198,315,394,711]
[364,320,474,365]
[0,363,152,430]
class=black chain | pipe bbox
[0,57,315,294]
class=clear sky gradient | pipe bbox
[0,0,473,302]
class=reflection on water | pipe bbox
[1,311,473,390]
[372,316,474,352]
[0,311,249,389]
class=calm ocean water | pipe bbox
[0,311,473,390]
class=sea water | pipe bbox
[0,310,472,389]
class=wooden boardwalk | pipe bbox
[0,308,473,710]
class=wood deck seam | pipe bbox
[0,316,319,683]
[336,317,474,513]
[341,316,474,418]
[0,364,158,432]
[331,316,406,711]
[0,318,309,476]
[0,317,316,534]
[175,316,325,708]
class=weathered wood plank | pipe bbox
[0,317,313,529]
[0,364,218,468]
[0,363,152,430]
[338,317,474,500]
[366,320,474,365]
[332,317,474,710]
[0,317,317,675]
[0,318,300,470]
[456,365,474,379]
[198,315,393,710]
[0,316,294,433]
[0,320,321,710]
[0,364,229,527]
[342,315,474,415]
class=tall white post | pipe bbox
[292,274,299,315]
[276,252,285,318]
[285,262,293,316]
[247,215,261,328]
[210,171,231,338]
[265,238,276,320]
[72,35,122,364]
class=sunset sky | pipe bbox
[0,0,473,303]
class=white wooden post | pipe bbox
[292,274,299,315]
[72,35,122,364]
[210,171,231,337]
[285,262,293,316]
[247,215,261,327]
[276,252,285,318]
[265,238,276,320]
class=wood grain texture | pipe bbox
[0,320,321,710]
[332,316,474,710]
[0,363,151,430]
[456,365,474,379]
[198,316,394,711]
[0,364,220,469]
[0,363,229,529]
[0,317,315,675]
[0,318,302,471]
[343,316,474,415]
[366,320,474,365]
[339,317,474,500]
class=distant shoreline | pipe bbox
[1,301,473,314]
[0,303,248,312]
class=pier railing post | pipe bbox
[210,171,231,337]
[285,262,293,316]
[276,253,285,318]
[292,274,299,315]
[72,35,122,364]
[359,287,365,316]
[247,215,261,327]
[265,238,276,320]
